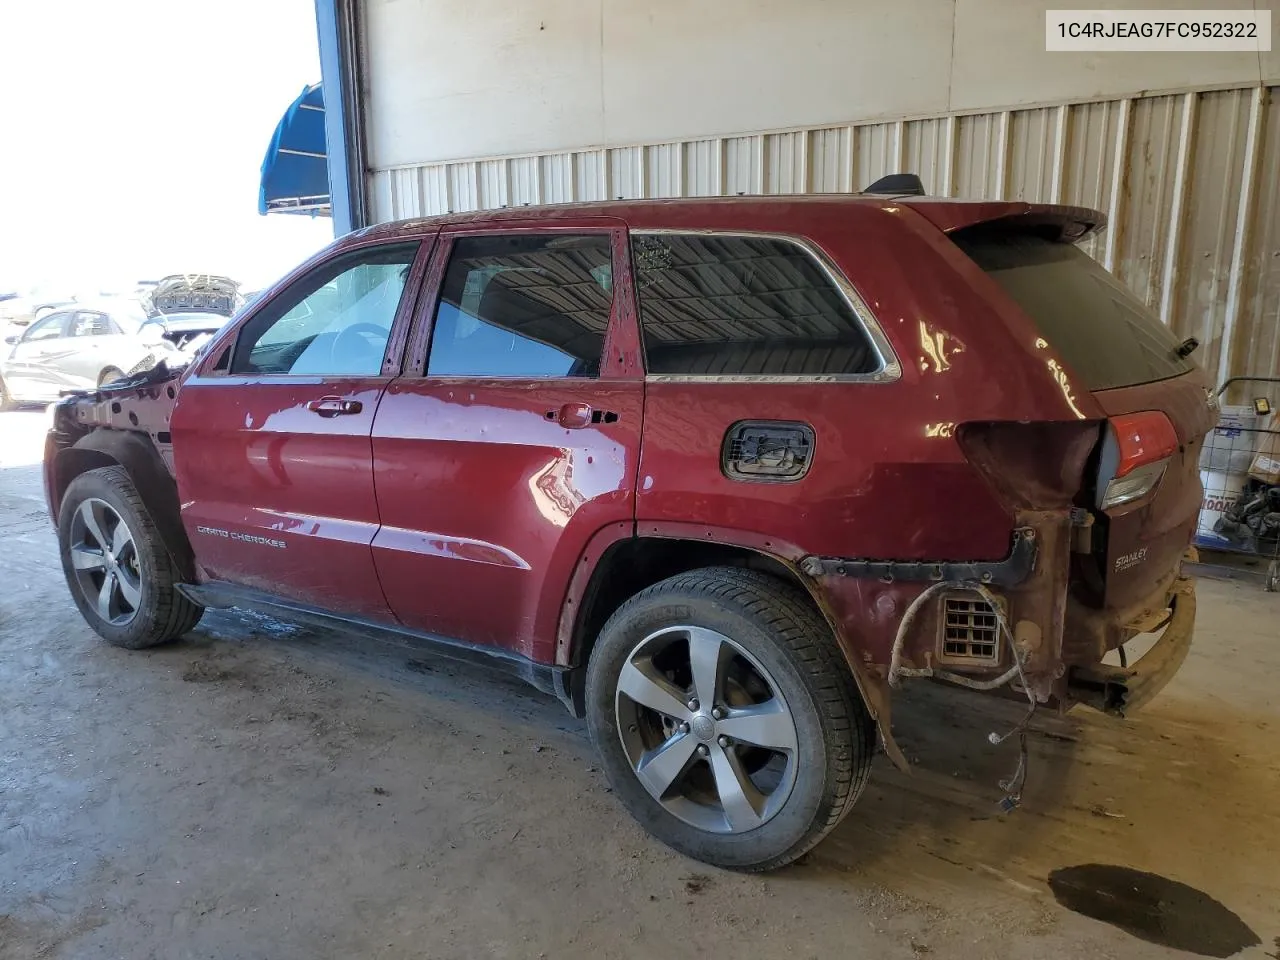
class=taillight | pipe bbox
[1096,411,1179,510]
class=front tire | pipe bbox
[586,567,875,871]
[57,465,203,648]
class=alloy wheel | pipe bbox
[68,498,143,627]
[615,625,800,834]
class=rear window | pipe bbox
[631,233,879,377]
[952,228,1195,391]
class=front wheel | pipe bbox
[57,465,203,648]
[586,567,875,871]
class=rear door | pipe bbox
[952,227,1217,607]
[370,222,642,661]
[171,239,430,619]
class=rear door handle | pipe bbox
[306,396,363,417]
[545,403,620,428]
[555,402,593,429]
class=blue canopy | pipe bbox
[259,83,330,216]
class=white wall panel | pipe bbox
[954,113,1004,201]
[1007,108,1056,202]
[949,0,1269,115]
[574,151,607,204]
[540,155,573,205]
[764,133,806,194]
[851,124,897,197]
[723,137,762,196]
[683,140,721,197]
[646,143,682,199]
[478,160,509,211]
[598,0,954,148]
[808,128,852,193]
[361,0,604,168]
[510,157,541,207]
[903,119,949,197]
[608,146,644,201]
[361,0,1274,168]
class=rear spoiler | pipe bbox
[860,172,1105,243]
[902,199,1106,243]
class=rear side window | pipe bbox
[952,228,1195,391]
[427,233,613,378]
[631,233,879,377]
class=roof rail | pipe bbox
[863,173,926,196]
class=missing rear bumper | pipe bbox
[1066,579,1196,716]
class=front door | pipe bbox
[370,225,643,661]
[171,239,429,620]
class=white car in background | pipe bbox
[0,303,226,409]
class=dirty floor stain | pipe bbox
[1047,864,1261,957]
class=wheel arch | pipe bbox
[97,365,126,387]
[559,527,906,770]
[54,430,196,581]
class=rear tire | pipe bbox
[98,367,125,387]
[57,465,203,649]
[586,566,875,871]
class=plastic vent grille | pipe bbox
[940,595,1000,664]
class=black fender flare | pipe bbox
[55,430,196,581]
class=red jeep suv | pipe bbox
[45,189,1213,870]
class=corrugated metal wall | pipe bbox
[370,84,1280,386]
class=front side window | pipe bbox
[632,233,879,377]
[232,243,418,376]
[22,313,68,342]
[427,233,614,378]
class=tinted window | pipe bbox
[427,234,613,378]
[953,228,1195,391]
[631,234,879,377]
[23,313,68,342]
[233,244,417,375]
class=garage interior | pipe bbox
[3,2,1280,958]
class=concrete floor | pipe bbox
[1,406,1278,960]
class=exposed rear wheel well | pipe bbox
[569,538,816,672]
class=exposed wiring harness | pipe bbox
[888,579,1038,811]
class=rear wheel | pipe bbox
[586,567,875,871]
[97,367,125,387]
[57,465,203,648]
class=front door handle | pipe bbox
[306,396,363,417]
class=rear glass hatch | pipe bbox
[952,224,1216,610]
